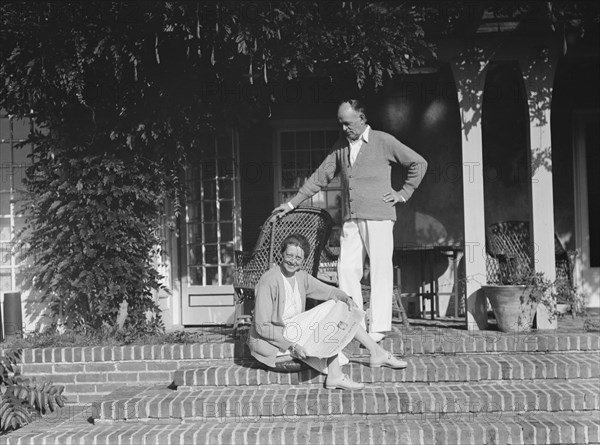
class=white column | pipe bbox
[518,45,559,330]
[449,52,493,330]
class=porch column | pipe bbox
[518,43,560,330]
[449,49,493,330]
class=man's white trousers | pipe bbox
[337,218,394,332]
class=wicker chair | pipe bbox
[233,207,334,329]
[555,235,576,287]
[486,220,575,287]
[486,221,534,284]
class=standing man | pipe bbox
[273,99,427,342]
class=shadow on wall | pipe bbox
[394,210,456,246]
[369,64,464,246]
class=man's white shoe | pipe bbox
[368,332,385,343]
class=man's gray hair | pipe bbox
[339,99,367,120]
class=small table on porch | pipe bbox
[393,245,464,319]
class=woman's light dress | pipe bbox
[277,272,351,373]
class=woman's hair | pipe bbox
[280,233,310,257]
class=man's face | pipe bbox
[337,103,367,141]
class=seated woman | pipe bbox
[247,233,407,390]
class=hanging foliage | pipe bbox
[1,2,596,330]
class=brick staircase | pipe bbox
[4,323,600,444]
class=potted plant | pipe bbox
[552,249,586,317]
[554,280,586,317]
[483,261,556,333]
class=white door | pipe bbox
[573,111,600,308]
[181,131,242,325]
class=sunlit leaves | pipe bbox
[0,349,66,433]
[17,151,168,331]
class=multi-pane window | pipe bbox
[0,114,33,293]
[276,127,343,246]
[185,131,241,286]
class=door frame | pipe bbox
[179,130,242,325]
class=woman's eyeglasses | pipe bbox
[283,253,305,264]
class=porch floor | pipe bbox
[179,307,600,342]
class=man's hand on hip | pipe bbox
[382,190,406,205]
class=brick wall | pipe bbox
[9,343,247,404]
[6,331,600,404]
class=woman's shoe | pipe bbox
[325,374,365,390]
[369,352,407,369]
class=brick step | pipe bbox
[94,379,600,422]
[233,330,600,359]
[8,409,600,444]
[344,330,600,356]
[173,352,600,387]
[13,331,598,367]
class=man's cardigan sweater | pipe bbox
[247,266,347,368]
[289,129,428,221]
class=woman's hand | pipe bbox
[346,298,358,310]
[290,343,307,359]
[339,295,358,311]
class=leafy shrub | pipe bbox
[554,280,587,316]
[0,349,66,433]
[584,317,600,332]
[18,149,173,332]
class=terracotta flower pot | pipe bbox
[483,285,539,333]
[556,303,570,315]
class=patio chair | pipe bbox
[555,235,576,287]
[233,207,334,329]
[486,220,534,284]
[486,220,575,287]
